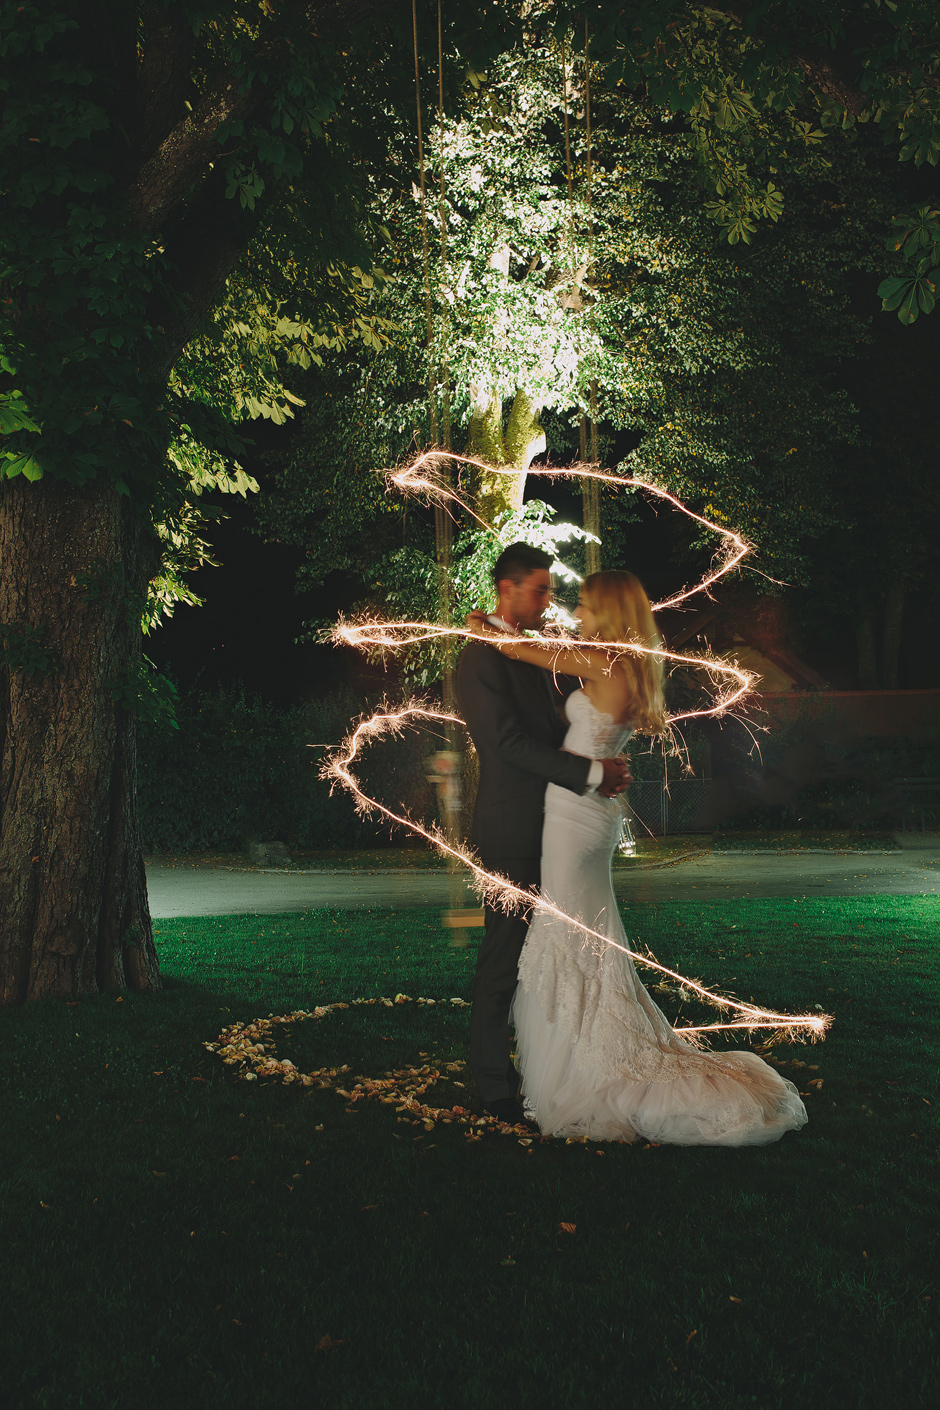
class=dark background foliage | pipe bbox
[137,685,435,852]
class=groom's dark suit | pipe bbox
[456,639,592,1105]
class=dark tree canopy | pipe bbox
[2,0,940,1002]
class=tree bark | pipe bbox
[127,0,402,234]
[504,389,545,501]
[0,477,160,1004]
[467,388,545,526]
[137,2,196,162]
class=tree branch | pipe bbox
[137,1,196,162]
[128,61,277,235]
[152,171,267,380]
[701,1,939,118]
[127,0,399,236]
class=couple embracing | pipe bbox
[456,542,807,1146]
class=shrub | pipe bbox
[138,685,436,853]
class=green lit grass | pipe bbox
[2,898,939,1409]
[713,829,898,851]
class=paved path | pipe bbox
[147,848,940,918]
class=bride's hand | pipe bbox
[466,610,496,638]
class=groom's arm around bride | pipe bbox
[454,542,628,1125]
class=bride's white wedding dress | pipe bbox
[512,690,808,1145]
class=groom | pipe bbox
[456,542,629,1126]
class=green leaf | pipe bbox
[898,285,920,324]
[3,452,44,481]
[877,275,912,308]
[0,392,41,436]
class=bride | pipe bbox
[470,570,807,1146]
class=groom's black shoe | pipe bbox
[485,1098,541,1135]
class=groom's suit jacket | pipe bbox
[456,640,591,859]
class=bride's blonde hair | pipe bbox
[581,570,666,735]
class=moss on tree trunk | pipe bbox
[466,388,546,526]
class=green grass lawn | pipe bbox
[713,830,898,852]
[2,898,939,1409]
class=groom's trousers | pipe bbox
[471,854,541,1104]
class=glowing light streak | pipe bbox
[321,448,829,1046]
[333,618,754,728]
[322,703,832,1042]
[389,450,753,611]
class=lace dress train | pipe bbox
[512,691,807,1146]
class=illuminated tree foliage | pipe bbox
[3,0,940,1002]
[258,32,886,652]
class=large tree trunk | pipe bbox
[0,477,160,1003]
[466,387,546,525]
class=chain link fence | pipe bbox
[625,777,710,836]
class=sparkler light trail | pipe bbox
[389,450,753,611]
[333,619,753,727]
[321,703,831,1042]
[319,447,831,1045]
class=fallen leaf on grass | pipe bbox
[153,1171,167,1178]
[361,1204,379,1211]
[729,1295,742,1304]
[558,1222,577,1234]
[685,1329,698,1345]
[315,1335,346,1351]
